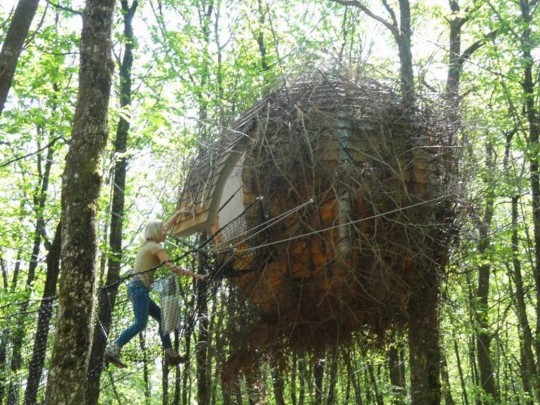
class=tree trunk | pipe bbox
[8,131,55,404]
[9,251,22,293]
[510,195,538,402]
[519,0,540,375]
[298,354,306,405]
[408,275,441,405]
[171,333,181,405]
[355,2,443,400]
[366,360,383,405]
[0,0,39,115]
[196,279,210,405]
[24,222,61,405]
[326,350,339,405]
[0,258,9,403]
[271,367,286,405]
[440,351,455,405]
[290,352,298,405]
[473,142,498,403]
[183,332,192,405]
[255,0,270,79]
[139,334,150,404]
[0,336,6,403]
[44,0,115,402]
[329,4,445,401]
[452,332,469,405]
[314,359,324,405]
[194,3,214,398]
[501,129,539,402]
[345,355,362,405]
[388,343,406,404]
[85,2,137,402]
[330,0,415,110]
[395,0,415,111]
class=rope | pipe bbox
[222,194,454,255]
[0,193,452,314]
[203,198,315,256]
[217,184,244,214]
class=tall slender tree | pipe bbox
[329,2,443,402]
[518,0,540,375]
[24,222,62,405]
[6,126,58,404]
[472,140,498,402]
[0,0,40,115]
[330,0,415,110]
[44,0,115,402]
[86,1,138,402]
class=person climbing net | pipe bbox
[104,208,207,369]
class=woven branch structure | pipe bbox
[173,69,458,375]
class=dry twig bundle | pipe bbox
[173,69,459,376]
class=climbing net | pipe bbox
[0,238,217,403]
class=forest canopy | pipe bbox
[0,0,539,404]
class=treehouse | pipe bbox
[171,70,456,353]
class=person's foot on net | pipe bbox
[104,343,127,368]
[165,348,187,368]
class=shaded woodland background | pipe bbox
[1,0,540,404]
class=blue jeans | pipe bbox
[115,279,172,349]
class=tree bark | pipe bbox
[24,222,61,405]
[408,275,441,405]
[395,0,415,111]
[345,355,362,404]
[510,195,538,404]
[44,0,115,402]
[519,0,540,375]
[440,351,455,405]
[327,350,339,405]
[0,0,40,115]
[196,278,211,405]
[85,2,137,403]
[8,130,55,405]
[271,367,286,405]
[473,141,498,402]
[314,359,324,405]
[387,343,406,404]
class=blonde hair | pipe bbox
[144,219,164,241]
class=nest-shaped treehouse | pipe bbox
[172,71,456,351]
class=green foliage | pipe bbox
[2,0,540,403]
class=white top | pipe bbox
[133,240,164,288]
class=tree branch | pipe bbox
[0,136,67,168]
[382,0,399,31]
[45,0,82,15]
[329,0,398,36]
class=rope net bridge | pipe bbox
[0,202,304,403]
[0,207,313,403]
[0,251,216,403]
